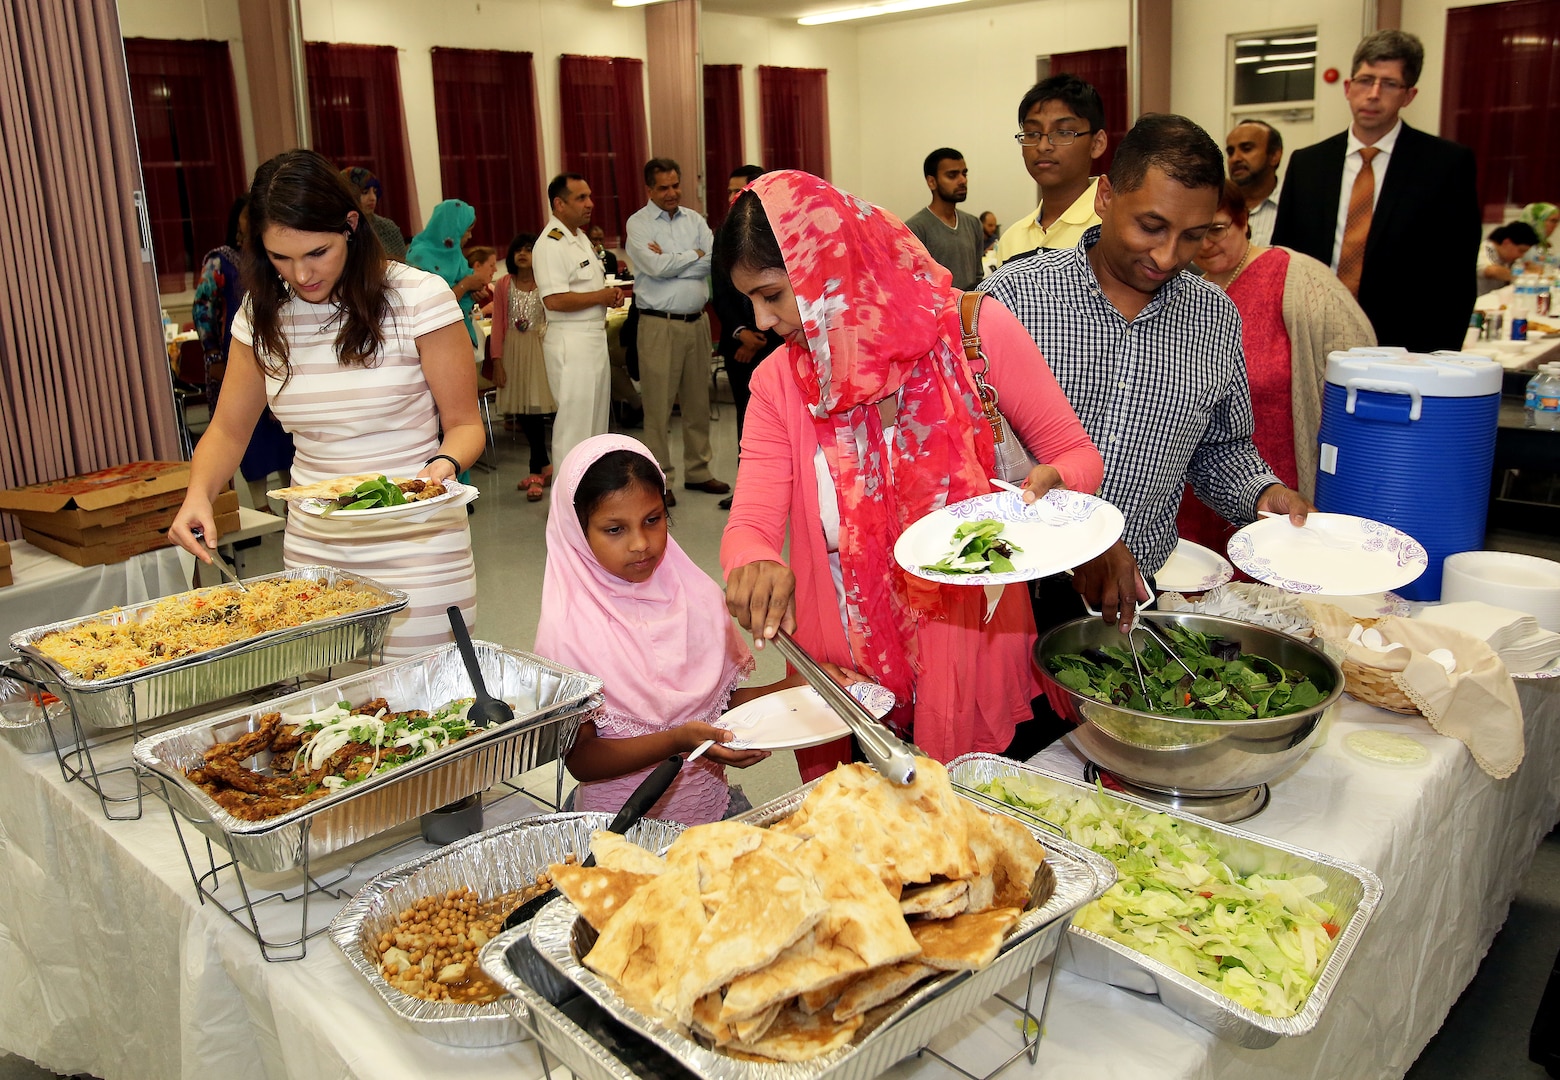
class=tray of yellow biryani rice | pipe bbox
[8,567,406,729]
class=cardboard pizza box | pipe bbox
[0,462,192,530]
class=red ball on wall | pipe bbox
[1323,67,1340,83]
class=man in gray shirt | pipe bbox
[905,148,984,290]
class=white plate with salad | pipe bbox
[894,490,1124,586]
[294,477,476,522]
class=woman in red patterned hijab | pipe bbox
[717,171,1102,771]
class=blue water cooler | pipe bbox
[1313,349,1503,601]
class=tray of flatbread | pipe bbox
[481,759,1116,1080]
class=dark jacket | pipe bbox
[1271,122,1479,353]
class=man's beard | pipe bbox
[940,187,968,203]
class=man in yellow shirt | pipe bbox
[995,74,1109,263]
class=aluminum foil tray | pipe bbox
[9,566,407,729]
[328,812,685,1048]
[133,642,602,873]
[488,781,1116,1080]
[947,752,1385,1049]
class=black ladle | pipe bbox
[447,605,513,729]
[502,751,686,931]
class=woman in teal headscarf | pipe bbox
[406,199,493,347]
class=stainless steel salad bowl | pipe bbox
[1036,612,1344,817]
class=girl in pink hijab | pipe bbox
[535,434,778,825]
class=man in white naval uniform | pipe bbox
[534,173,624,464]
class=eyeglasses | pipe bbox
[1014,127,1093,148]
[1203,224,1239,240]
[1350,75,1407,93]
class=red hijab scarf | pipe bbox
[748,171,994,705]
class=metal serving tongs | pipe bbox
[189,525,248,591]
[1068,573,1196,700]
[771,628,921,786]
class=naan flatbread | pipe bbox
[728,1006,864,1062]
[582,865,706,1018]
[832,960,940,1021]
[909,907,1021,971]
[899,879,968,916]
[590,830,667,877]
[266,473,383,501]
[986,810,1046,909]
[549,864,655,931]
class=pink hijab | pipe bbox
[748,171,995,706]
[534,435,753,823]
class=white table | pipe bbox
[0,682,1555,1080]
[0,541,192,653]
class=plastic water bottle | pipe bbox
[161,308,175,343]
[1530,364,1560,431]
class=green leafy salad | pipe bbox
[1047,623,1328,721]
[980,775,1341,1017]
[921,519,1024,574]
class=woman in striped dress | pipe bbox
[170,149,484,657]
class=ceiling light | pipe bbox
[1256,63,1314,74]
[1269,35,1318,45]
[1262,51,1317,61]
[799,0,972,25]
[1235,56,1263,64]
[1235,38,1268,47]
[613,0,672,6]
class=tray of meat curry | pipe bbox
[132,642,602,873]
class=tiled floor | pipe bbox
[2,409,1557,1079]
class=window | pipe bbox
[1048,47,1128,176]
[1444,0,1560,216]
[1230,28,1317,108]
[305,43,416,232]
[557,55,649,244]
[123,39,247,292]
[758,66,829,179]
[703,65,744,230]
[430,48,545,248]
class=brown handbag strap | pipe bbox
[959,292,985,371]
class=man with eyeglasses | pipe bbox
[995,74,1109,264]
[1271,29,1478,352]
[982,114,1311,654]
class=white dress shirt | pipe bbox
[1247,191,1280,248]
[1330,119,1402,271]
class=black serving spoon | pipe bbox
[447,605,512,729]
[501,747,696,931]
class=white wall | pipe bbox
[299,0,648,227]
[116,0,259,180]
[701,11,862,196]
[854,0,1129,234]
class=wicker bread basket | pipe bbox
[1333,618,1421,715]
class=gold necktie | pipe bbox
[1336,146,1380,297]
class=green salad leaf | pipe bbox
[324,475,410,514]
[979,775,1341,1017]
[1047,623,1326,720]
[921,519,1023,575]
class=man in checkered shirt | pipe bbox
[982,114,1312,632]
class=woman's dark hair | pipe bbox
[243,149,389,380]
[505,233,539,275]
[574,450,668,530]
[1491,222,1540,247]
[224,195,249,250]
[714,189,784,277]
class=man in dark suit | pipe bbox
[713,164,784,510]
[1271,30,1479,353]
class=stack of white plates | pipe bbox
[1441,551,1560,632]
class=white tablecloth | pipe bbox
[0,541,192,655]
[0,682,1556,1080]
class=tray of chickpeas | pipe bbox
[328,811,685,1048]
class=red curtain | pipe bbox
[1051,46,1128,177]
[703,64,743,230]
[557,55,648,244]
[430,48,545,248]
[305,42,415,231]
[1443,0,1559,217]
[122,39,247,291]
[758,66,829,179]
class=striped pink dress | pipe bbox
[231,263,476,656]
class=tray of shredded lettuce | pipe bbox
[948,753,1382,1047]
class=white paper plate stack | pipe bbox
[1440,551,1560,633]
